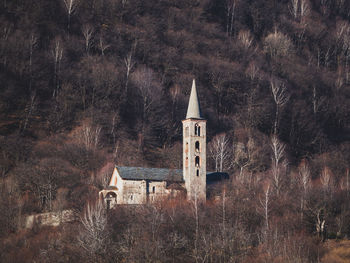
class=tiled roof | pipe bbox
[116,166,229,183]
[116,166,184,182]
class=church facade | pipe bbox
[99,79,212,207]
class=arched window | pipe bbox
[195,141,200,152]
[195,124,200,136]
[195,156,200,167]
[152,186,156,193]
[106,192,117,209]
[196,169,199,177]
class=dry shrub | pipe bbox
[264,30,293,58]
[322,240,350,263]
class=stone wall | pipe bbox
[24,210,75,228]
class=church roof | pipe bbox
[116,166,184,182]
[186,79,203,119]
[116,166,229,184]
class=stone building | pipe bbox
[99,79,225,207]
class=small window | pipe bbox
[195,141,200,152]
[130,195,133,200]
[152,186,155,193]
[195,156,200,167]
[185,127,189,137]
[195,124,201,136]
[185,157,189,168]
[185,142,189,153]
[196,169,199,177]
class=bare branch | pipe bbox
[289,0,299,19]
[271,80,289,106]
[300,0,310,21]
[209,133,231,172]
[238,30,254,49]
[62,0,79,31]
[264,30,293,58]
[298,160,311,193]
[78,200,108,260]
[82,24,94,54]
[270,135,287,195]
[320,166,332,191]
[245,62,260,81]
[75,122,102,151]
[51,39,63,98]
[270,79,289,134]
[98,35,110,56]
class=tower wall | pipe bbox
[182,118,206,202]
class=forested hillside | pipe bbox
[0,0,349,262]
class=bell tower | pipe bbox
[182,79,206,202]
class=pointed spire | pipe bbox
[186,79,202,119]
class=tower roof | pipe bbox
[186,79,203,119]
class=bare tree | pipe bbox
[298,159,311,220]
[132,66,162,150]
[345,168,349,197]
[0,23,12,66]
[312,86,326,115]
[169,83,181,121]
[320,0,329,16]
[264,30,293,58]
[124,42,137,92]
[21,90,37,133]
[209,133,231,172]
[233,142,250,180]
[336,21,350,43]
[77,123,101,151]
[226,0,237,37]
[289,0,299,19]
[259,184,270,232]
[270,79,289,135]
[20,158,64,211]
[98,35,110,56]
[270,135,287,196]
[28,33,37,92]
[78,200,109,262]
[315,207,326,240]
[336,21,350,82]
[82,24,94,54]
[51,38,63,98]
[289,0,309,22]
[62,0,78,31]
[320,166,333,195]
[110,112,119,146]
[209,71,226,121]
[298,160,311,194]
[97,163,114,188]
[300,0,310,22]
[132,67,160,118]
[238,30,253,49]
[245,62,260,81]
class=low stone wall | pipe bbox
[24,210,75,228]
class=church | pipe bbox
[99,79,227,207]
